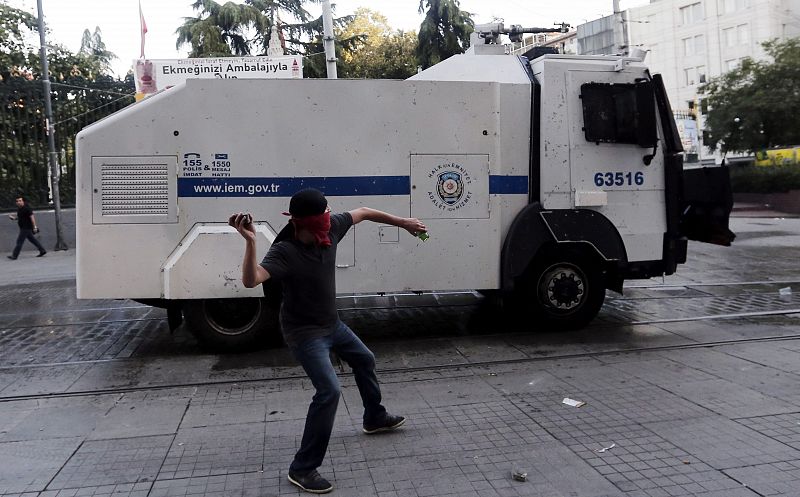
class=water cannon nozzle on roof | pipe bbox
[476,22,572,44]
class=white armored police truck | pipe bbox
[76,24,734,350]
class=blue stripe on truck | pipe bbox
[489,175,529,194]
[177,175,528,197]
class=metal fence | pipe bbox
[0,76,135,209]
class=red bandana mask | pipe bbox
[291,211,332,247]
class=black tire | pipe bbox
[183,297,282,352]
[521,249,606,330]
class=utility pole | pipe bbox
[36,0,68,251]
[321,0,337,79]
[612,0,627,55]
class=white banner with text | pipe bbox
[133,56,303,95]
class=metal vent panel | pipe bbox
[92,157,178,224]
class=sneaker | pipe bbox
[363,413,406,434]
[7,256,16,260]
[37,251,46,257]
[287,469,333,494]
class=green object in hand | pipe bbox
[416,231,429,241]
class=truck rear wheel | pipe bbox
[183,297,282,352]
[522,250,605,330]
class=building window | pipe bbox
[680,2,704,25]
[723,27,736,47]
[722,0,750,14]
[723,24,750,47]
[724,58,746,71]
[737,24,749,45]
[683,35,706,55]
[685,67,697,85]
[684,66,707,86]
[696,35,706,53]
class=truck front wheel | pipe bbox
[183,298,282,352]
[522,250,606,330]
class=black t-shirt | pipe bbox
[260,212,353,346]
[17,205,34,230]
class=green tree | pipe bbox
[247,0,360,66]
[0,2,37,80]
[176,0,262,57]
[416,0,473,70]
[175,0,362,77]
[0,3,110,80]
[79,27,116,74]
[338,8,417,79]
[700,38,800,154]
[0,3,133,207]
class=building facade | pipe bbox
[544,31,578,54]
[625,0,800,162]
[577,14,627,55]
[510,31,578,56]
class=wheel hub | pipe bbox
[541,265,585,310]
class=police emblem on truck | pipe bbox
[437,172,464,205]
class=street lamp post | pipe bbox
[36,0,68,251]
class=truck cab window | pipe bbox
[580,82,657,149]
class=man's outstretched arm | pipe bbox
[348,207,426,236]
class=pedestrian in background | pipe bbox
[8,196,46,260]
[230,188,426,494]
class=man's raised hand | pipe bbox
[228,212,256,242]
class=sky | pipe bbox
[9,0,651,77]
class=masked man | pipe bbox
[229,188,427,494]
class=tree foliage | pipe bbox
[176,0,262,57]
[0,3,111,81]
[175,0,361,77]
[416,0,473,69]
[0,2,37,80]
[338,8,417,79]
[80,27,117,74]
[700,38,800,154]
[0,2,133,208]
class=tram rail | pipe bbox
[1,321,798,403]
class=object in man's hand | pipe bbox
[415,231,429,241]
[33,227,40,234]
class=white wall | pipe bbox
[781,0,800,37]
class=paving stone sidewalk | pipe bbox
[0,216,798,496]
[0,330,799,497]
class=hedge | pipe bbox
[728,164,800,194]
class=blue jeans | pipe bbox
[12,228,45,258]
[288,320,387,474]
